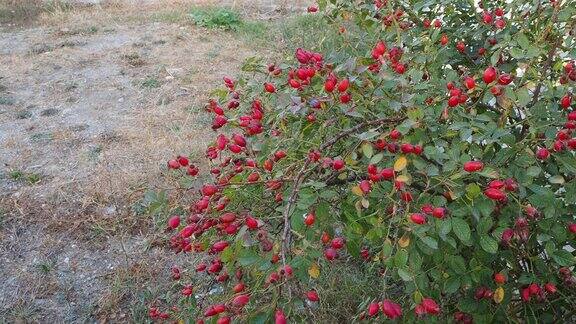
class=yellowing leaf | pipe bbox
[396,174,410,183]
[345,155,358,166]
[308,263,320,279]
[398,234,411,248]
[351,185,364,196]
[354,200,362,212]
[394,156,408,172]
[292,248,304,256]
[493,287,505,304]
[413,291,423,303]
[361,198,370,209]
[444,191,456,201]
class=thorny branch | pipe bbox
[279,116,406,268]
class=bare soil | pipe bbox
[0,0,309,322]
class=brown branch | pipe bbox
[279,116,406,266]
[520,5,565,138]
[519,35,563,138]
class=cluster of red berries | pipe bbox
[372,129,423,155]
[422,18,443,29]
[365,299,402,319]
[481,7,507,29]
[410,204,447,225]
[167,155,199,176]
[266,264,293,285]
[369,40,406,75]
[483,177,518,202]
[324,73,352,103]
[414,298,440,317]
[380,8,412,30]
[501,214,533,246]
[532,62,576,159]
[520,282,557,303]
[322,236,345,261]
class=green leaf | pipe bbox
[509,47,524,59]
[249,311,272,324]
[477,217,493,234]
[526,166,541,177]
[445,276,461,294]
[465,183,482,199]
[398,268,412,281]
[458,297,478,313]
[475,199,495,217]
[316,202,330,221]
[238,248,260,266]
[452,218,471,242]
[438,219,452,237]
[556,155,576,174]
[517,87,531,107]
[552,250,575,266]
[370,153,384,164]
[448,255,467,274]
[362,142,373,159]
[479,235,498,254]
[420,236,438,250]
[517,33,530,50]
[394,249,408,267]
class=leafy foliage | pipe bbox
[154,0,576,323]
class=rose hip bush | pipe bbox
[153,0,576,322]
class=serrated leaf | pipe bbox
[526,166,541,177]
[452,218,471,242]
[517,33,530,50]
[479,167,499,179]
[477,217,493,234]
[420,236,438,249]
[448,255,467,274]
[479,235,498,254]
[370,153,384,164]
[361,142,374,159]
[394,156,408,172]
[398,268,412,281]
[517,87,531,107]
[466,183,482,199]
[552,250,575,266]
[394,249,408,267]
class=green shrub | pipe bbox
[155,0,576,323]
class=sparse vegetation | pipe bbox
[140,77,161,89]
[9,170,42,185]
[0,0,73,25]
[188,6,242,30]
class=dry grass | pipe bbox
[0,0,77,25]
[0,0,318,321]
